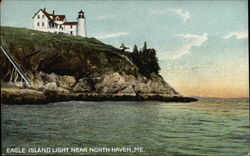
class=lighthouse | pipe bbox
[77,10,87,37]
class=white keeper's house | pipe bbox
[32,8,87,37]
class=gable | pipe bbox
[32,9,49,19]
[32,9,52,21]
[32,9,44,19]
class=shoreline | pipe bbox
[1,87,198,105]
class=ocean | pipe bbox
[1,98,249,156]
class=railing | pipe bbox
[0,44,32,86]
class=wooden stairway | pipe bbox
[0,44,32,86]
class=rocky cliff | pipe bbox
[1,26,197,104]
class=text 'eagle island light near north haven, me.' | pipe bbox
[32,8,87,37]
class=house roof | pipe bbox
[32,9,51,20]
[63,22,78,25]
[32,9,66,22]
[53,15,65,21]
[42,10,51,18]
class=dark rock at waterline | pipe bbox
[1,87,47,104]
[1,87,197,104]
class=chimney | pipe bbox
[44,8,46,11]
[53,10,55,15]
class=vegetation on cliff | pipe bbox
[128,42,160,78]
[1,26,160,78]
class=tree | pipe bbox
[142,41,147,53]
[128,42,161,78]
[133,44,139,53]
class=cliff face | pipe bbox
[1,27,196,104]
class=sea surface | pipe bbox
[1,98,249,156]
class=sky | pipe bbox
[1,0,249,98]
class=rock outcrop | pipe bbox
[0,26,197,104]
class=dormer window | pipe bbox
[56,16,59,20]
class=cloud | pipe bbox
[168,8,190,22]
[95,32,128,39]
[90,15,114,20]
[222,31,248,39]
[169,33,209,59]
[151,8,190,22]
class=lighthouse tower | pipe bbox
[77,10,87,37]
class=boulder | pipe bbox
[32,79,44,89]
[40,72,58,83]
[73,78,92,92]
[43,82,58,90]
[95,72,137,95]
[58,75,76,89]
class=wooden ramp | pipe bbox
[0,44,32,86]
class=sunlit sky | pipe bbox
[1,0,248,98]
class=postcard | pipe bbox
[1,0,249,155]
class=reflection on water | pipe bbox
[1,98,249,155]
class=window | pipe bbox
[37,22,40,27]
[42,22,44,27]
[70,31,73,35]
[37,15,40,19]
[70,25,72,29]
[42,15,45,18]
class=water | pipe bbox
[1,98,249,156]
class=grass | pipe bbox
[0,26,122,54]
